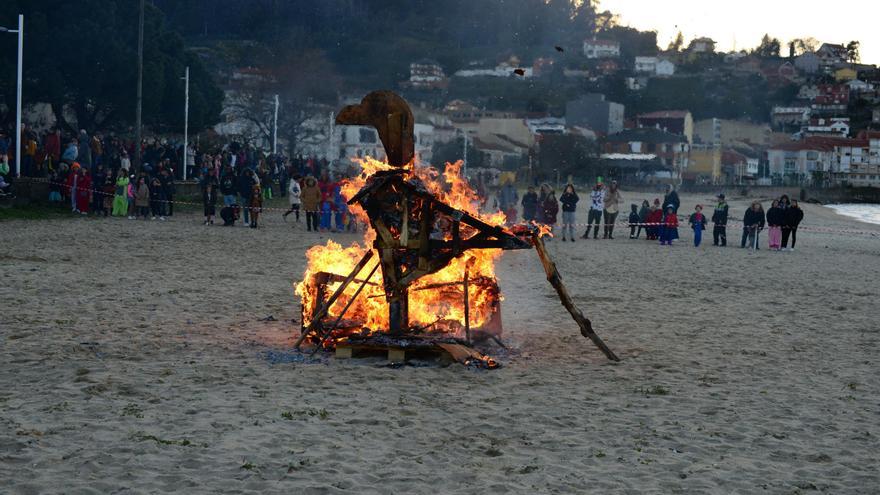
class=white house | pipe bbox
[634,57,675,76]
[414,122,435,163]
[846,79,875,93]
[634,56,657,73]
[802,117,850,138]
[771,106,811,128]
[336,125,384,163]
[583,39,620,59]
[656,59,676,76]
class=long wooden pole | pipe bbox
[463,263,470,345]
[294,250,374,349]
[533,236,620,361]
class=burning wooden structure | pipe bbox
[294,91,618,365]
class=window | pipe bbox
[806,151,818,160]
[359,128,377,143]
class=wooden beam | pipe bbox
[533,236,620,361]
[294,250,374,349]
[311,262,381,354]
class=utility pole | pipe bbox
[461,131,468,178]
[273,94,279,155]
[1,15,23,177]
[134,0,144,171]
[182,66,189,180]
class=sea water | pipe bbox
[826,204,880,226]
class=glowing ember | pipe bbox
[295,157,504,338]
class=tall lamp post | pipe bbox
[1,15,23,177]
[182,66,189,180]
[272,94,279,155]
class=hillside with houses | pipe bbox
[207,28,879,188]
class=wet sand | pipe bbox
[1,191,879,493]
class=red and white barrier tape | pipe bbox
[16,177,880,237]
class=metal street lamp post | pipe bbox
[1,15,24,177]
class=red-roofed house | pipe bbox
[636,110,694,143]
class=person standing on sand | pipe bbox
[92,164,108,216]
[766,199,784,251]
[521,185,538,222]
[75,168,92,215]
[711,194,729,246]
[559,184,579,242]
[238,169,256,226]
[249,183,263,228]
[628,204,640,239]
[782,199,804,251]
[741,201,765,249]
[636,200,650,239]
[582,181,605,239]
[134,177,151,219]
[496,180,519,225]
[283,174,302,222]
[201,168,219,225]
[645,198,663,240]
[541,190,559,237]
[659,205,678,245]
[300,176,322,232]
[689,205,707,247]
[603,180,622,239]
[663,184,680,214]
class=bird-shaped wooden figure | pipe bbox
[335,91,415,167]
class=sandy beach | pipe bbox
[2,191,879,494]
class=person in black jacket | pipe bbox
[559,184,579,242]
[91,164,108,216]
[740,201,765,249]
[628,204,640,239]
[663,184,680,214]
[521,186,538,222]
[237,169,256,226]
[711,193,729,246]
[782,199,804,250]
[219,166,237,206]
[158,168,175,217]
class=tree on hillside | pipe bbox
[846,41,861,63]
[789,37,819,56]
[667,31,685,52]
[753,34,781,58]
[0,0,222,133]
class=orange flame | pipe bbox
[294,156,504,336]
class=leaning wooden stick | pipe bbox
[294,250,375,349]
[310,262,381,355]
[532,236,620,361]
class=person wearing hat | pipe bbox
[711,193,729,246]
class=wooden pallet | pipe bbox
[334,341,497,368]
[335,343,450,364]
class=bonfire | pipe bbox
[294,91,618,366]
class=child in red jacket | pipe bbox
[659,205,678,245]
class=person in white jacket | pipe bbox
[283,174,302,222]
